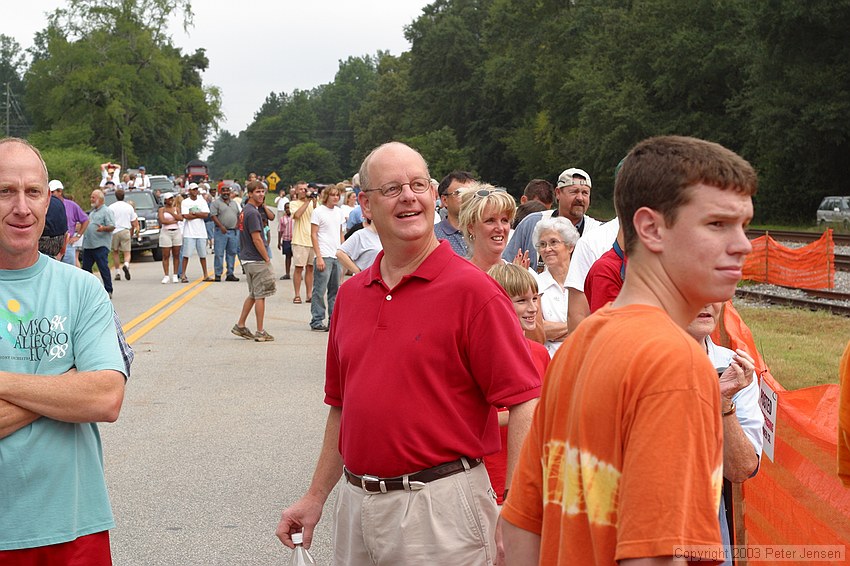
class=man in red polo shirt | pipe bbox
[276,142,541,565]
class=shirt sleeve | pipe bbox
[467,290,542,407]
[565,238,596,292]
[339,231,364,261]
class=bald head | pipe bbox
[0,138,49,182]
[358,142,429,192]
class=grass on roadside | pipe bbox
[733,303,849,390]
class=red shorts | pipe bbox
[0,531,112,566]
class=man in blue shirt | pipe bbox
[0,138,127,564]
[433,170,475,256]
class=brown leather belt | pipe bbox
[343,457,481,494]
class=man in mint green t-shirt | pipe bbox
[0,138,127,564]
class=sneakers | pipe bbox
[231,324,254,340]
[225,274,240,282]
[172,274,178,283]
[114,271,121,281]
[279,274,291,280]
[123,264,131,280]
[254,329,275,342]
[310,325,329,333]
[161,275,170,284]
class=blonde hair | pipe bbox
[458,182,517,249]
[320,185,341,205]
[488,263,538,297]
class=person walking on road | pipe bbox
[232,181,276,342]
[108,188,139,281]
[82,189,116,297]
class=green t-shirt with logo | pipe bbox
[0,255,125,550]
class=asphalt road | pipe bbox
[102,253,336,565]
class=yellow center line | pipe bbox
[127,281,213,344]
[123,279,206,333]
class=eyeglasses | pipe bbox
[443,190,463,198]
[363,177,431,198]
[473,188,507,199]
[535,239,566,251]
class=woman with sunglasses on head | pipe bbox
[458,183,518,272]
[532,216,580,356]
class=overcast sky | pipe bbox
[8,0,431,142]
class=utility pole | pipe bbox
[6,81,12,138]
[5,83,10,137]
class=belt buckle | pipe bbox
[361,474,387,494]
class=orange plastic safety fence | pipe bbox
[714,303,849,564]
[743,230,835,290]
[741,386,850,564]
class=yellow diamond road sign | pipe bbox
[266,171,280,192]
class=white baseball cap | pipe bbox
[48,179,64,192]
[556,168,592,188]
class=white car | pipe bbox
[817,196,850,228]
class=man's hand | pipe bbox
[276,494,325,549]
[219,225,227,234]
[316,256,326,272]
[719,348,755,402]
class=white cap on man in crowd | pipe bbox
[49,180,64,192]
[188,183,199,190]
[557,168,592,188]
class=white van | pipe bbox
[816,196,850,228]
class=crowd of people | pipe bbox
[5,133,834,566]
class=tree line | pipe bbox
[209,0,850,223]
[2,0,847,223]
[0,0,220,195]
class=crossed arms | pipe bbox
[0,369,125,439]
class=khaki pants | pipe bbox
[332,461,497,565]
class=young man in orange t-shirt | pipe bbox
[501,136,758,565]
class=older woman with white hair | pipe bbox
[458,183,517,272]
[532,216,580,356]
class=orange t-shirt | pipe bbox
[502,304,724,564]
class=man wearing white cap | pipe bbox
[502,167,601,268]
[49,179,89,266]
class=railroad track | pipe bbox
[735,288,850,317]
